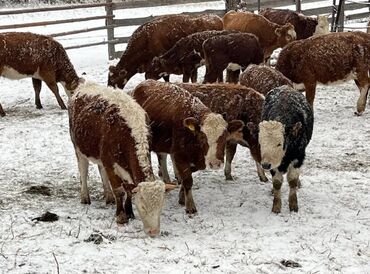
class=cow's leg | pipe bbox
[182,73,190,83]
[304,82,317,109]
[256,161,268,182]
[287,163,300,212]
[190,69,198,83]
[32,78,43,109]
[43,75,67,110]
[157,153,171,183]
[0,102,5,117]
[76,151,90,204]
[354,76,369,116]
[98,165,115,204]
[170,154,180,183]
[226,69,240,83]
[105,168,128,224]
[271,169,283,213]
[225,142,237,181]
[174,157,196,214]
[124,192,135,219]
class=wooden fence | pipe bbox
[0,0,369,60]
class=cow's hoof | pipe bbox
[259,175,269,183]
[116,212,129,224]
[185,207,197,215]
[105,195,115,205]
[126,212,135,220]
[36,105,43,109]
[225,174,234,181]
[355,111,364,116]
[0,112,5,117]
[272,198,281,214]
[80,196,91,205]
[289,195,298,212]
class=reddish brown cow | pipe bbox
[177,83,267,182]
[276,31,370,115]
[259,8,329,40]
[0,32,81,116]
[69,81,175,237]
[239,64,293,95]
[202,32,263,84]
[223,11,296,61]
[145,30,238,83]
[132,80,244,214]
[107,14,223,89]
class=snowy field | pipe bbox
[1,1,370,273]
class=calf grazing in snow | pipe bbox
[107,14,223,89]
[177,83,267,182]
[259,8,329,40]
[239,64,293,95]
[145,30,238,83]
[69,81,174,237]
[259,85,313,213]
[223,11,296,61]
[132,80,244,214]
[0,32,81,116]
[202,32,263,84]
[276,31,370,115]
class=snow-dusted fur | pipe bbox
[73,81,152,178]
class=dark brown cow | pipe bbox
[202,32,263,84]
[145,30,238,83]
[259,8,329,40]
[239,64,293,95]
[177,83,267,182]
[107,14,223,89]
[69,81,175,237]
[276,31,370,115]
[223,11,296,61]
[0,32,81,116]
[132,80,244,214]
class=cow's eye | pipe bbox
[277,143,282,147]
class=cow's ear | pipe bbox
[183,117,199,132]
[291,122,302,137]
[247,122,257,134]
[227,119,244,133]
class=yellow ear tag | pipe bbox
[188,124,195,131]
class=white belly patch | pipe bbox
[1,66,42,80]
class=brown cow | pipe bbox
[276,31,370,115]
[132,80,244,214]
[0,32,81,116]
[259,8,329,40]
[145,30,238,83]
[223,11,296,61]
[177,83,267,182]
[239,64,293,95]
[69,81,175,237]
[107,14,223,89]
[202,32,263,84]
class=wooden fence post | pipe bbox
[336,0,345,32]
[295,0,301,13]
[225,0,241,12]
[105,0,115,60]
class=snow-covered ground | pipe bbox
[1,2,370,273]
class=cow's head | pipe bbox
[145,57,164,80]
[132,181,176,237]
[258,120,302,170]
[62,77,86,98]
[183,113,244,170]
[107,65,130,89]
[314,15,329,36]
[275,23,296,47]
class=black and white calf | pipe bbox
[259,85,313,213]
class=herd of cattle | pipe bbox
[1,8,370,237]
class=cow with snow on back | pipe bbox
[259,85,313,213]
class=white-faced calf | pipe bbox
[259,85,313,213]
[0,32,81,116]
[69,81,174,237]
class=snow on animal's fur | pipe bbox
[73,81,152,178]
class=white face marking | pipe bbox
[259,121,286,170]
[201,113,227,170]
[74,81,152,179]
[1,66,41,80]
[288,29,297,40]
[314,16,330,36]
[134,181,165,237]
[227,62,242,71]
